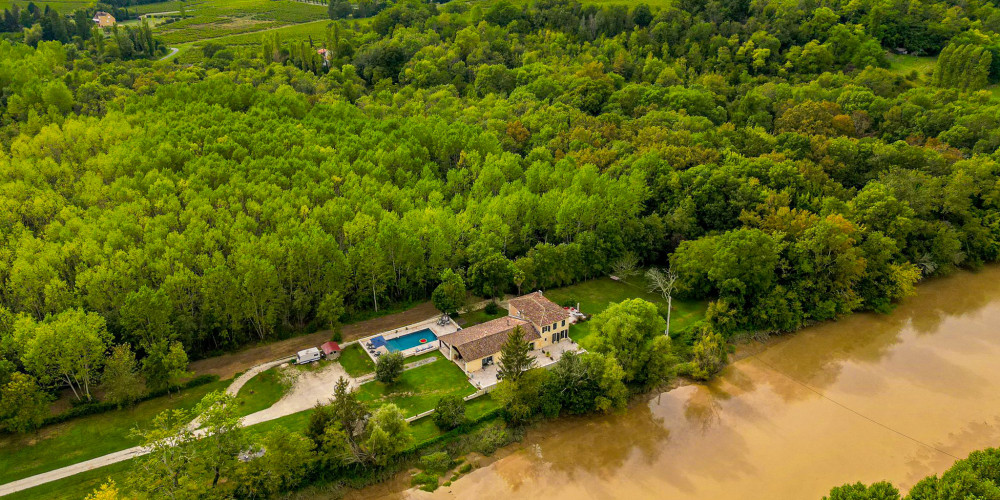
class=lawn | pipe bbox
[0,0,90,13]
[455,307,506,328]
[355,358,477,418]
[234,365,291,417]
[544,275,707,348]
[8,393,499,500]
[3,459,133,500]
[339,344,376,377]
[0,378,228,485]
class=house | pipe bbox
[92,11,116,27]
[438,291,571,374]
[320,341,341,359]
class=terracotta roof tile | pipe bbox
[508,291,569,327]
[439,317,539,361]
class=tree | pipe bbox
[235,429,314,498]
[194,391,249,489]
[363,403,412,466]
[645,266,678,336]
[497,325,535,383]
[590,299,673,387]
[128,409,198,499]
[101,344,144,407]
[432,268,466,316]
[823,481,900,500]
[432,395,466,430]
[611,251,639,280]
[543,351,628,415]
[468,253,515,301]
[687,325,728,381]
[375,351,404,384]
[143,340,191,393]
[21,309,111,401]
[0,372,51,433]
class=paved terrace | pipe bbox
[468,338,581,389]
[360,316,459,362]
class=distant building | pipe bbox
[92,11,116,28]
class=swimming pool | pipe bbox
[385,328,438,353]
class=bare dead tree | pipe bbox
[646,266,678,337]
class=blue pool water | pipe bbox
[384,328,438,352]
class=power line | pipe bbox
[750,352,961,461]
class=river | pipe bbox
[353,266,1000,500]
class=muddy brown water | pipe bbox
[348,267,1000,500]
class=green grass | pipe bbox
[0,0,90,13]
[339,344,376,377]
[234,365,291,417]
[8,393,498,500]
[3,459,133,500]
[150,0,327,45]
[886,54,936,81]
[0,379,228,485]
[456,307,507,328]
[544,275,707,348]
[355,359,476,418]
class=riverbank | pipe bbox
[345,265,1000,499]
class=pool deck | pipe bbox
[359,315,459,363]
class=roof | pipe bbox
[438,316,539,361]
[507,291,570,327]
[320,341,341,354]
[297,347,321,357]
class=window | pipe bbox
[542,325,549,333]
[551,334,557,343]
[561,320,566,327]
[552,322,557,330]
[483,355,493,366]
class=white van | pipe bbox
[296,347,322,364]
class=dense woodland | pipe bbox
[1,0,1000,444]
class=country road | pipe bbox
[160,47,179,60]
[0,345,444,496]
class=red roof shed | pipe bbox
[320,341,341,356]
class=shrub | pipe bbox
[433,395,466,430]
[375,352,404,384]
[420,451,453,474]
[484,301,500,315]
[332,330,343,342]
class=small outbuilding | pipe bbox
[296,347,322,364]
[320,341,341,359]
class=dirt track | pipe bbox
[189,301,439,380]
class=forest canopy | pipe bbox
[3,0,1000,417]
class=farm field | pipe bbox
[150,0,327,45]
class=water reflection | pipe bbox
[353,267,1000,500]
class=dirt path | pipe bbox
[189,301,439,380]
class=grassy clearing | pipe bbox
[544,275,707,348]
[339,344,376,377]
[355,359,476,418]
[886,54,936,81]
[234,365,291,417]
[0,379,228,485]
